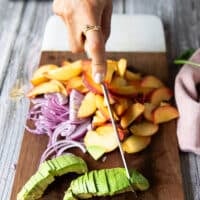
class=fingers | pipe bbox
[63,15,84,53]
[101,0,113,42]
[53,0,84,53]
[84,29,106,84]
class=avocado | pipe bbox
[86,145,106,160]
[85,172,97,194]
[94,169,109,196]
[17,154,88,200]
[64,167,149,199]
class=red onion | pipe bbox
[69,89,84,123]
[40,139,86,163]
[26,93,69,135]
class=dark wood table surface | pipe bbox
[0,0,200,200]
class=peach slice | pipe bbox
[82,59,92,74]
[92,110,107,128]
[122,135,151,153]
[109,85,139,96]
[141,75,164,88]
[27,80,67,98]
[125,70,141,81]
[114,98,131,116]
[82,72,102,94]
[84,124,118,153]
[117,58,127,77]
[150,87,173,106]
[120,103,145,129]
[61,60,71,66]
[153,105,179,124]
[77,92,96,118]
[143,103,157,122]
[95,95,110,120]
[31,64,58,86]
[111,76,128,87]
[130,121,159,136]
[66,76,88,93]
[44,60,83,81]
[104,60,117,84]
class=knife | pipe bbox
[101,83,137,197]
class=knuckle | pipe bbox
[88,39,103,53]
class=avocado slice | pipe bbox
[64,167,149,199]
[86,145,106,160]
[85,172,97,194]
[17,154,88,200]
[94,169,109,196]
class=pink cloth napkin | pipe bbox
[175,49,200,155]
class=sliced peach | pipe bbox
[95,94,110,119]
[125,70,141,81]
[104,60,117,84]
[153,105,179,124]
[82,72,102,94]
[130,121,159,136]
[77,92,96,118]
[109,85,139,96]
[141,75,164,88]
[122,135,151,153]
[143,103,157,122]
[150,87,173,106]
[66,76,88,93]
[114,98,131,116]
[82,59,92,74]
[44,60,83,81]
[120,103,145,129]
[103,93,116,106]
[31,64,58,86]
[84,124,118,153]
[92,110,107,128]
[27,80,67,98]
[117,58,127,77]
[51,80,68,96]
[111,75,128,87]
[61,60,71,66]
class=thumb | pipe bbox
[84,30,106,84]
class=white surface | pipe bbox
[42,14,166,52]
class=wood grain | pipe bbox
[11,51,184,200]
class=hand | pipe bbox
[53,0,113,83]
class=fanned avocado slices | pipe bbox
[63,167,149,200]
[17,154,88,200]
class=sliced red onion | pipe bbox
[40,139,86,163]
[26,93,69,135]
[69,89,84,122]
[70,119,91,140]
[51,121,76,144]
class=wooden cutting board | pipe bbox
[11,51,184,200]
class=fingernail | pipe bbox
[94,73,104,84]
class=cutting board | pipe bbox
[11,51,184,200]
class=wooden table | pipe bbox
[0,0,199,200]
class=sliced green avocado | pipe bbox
[64,167,149,200]
[94,169,109,196]
[86,145,106,160]
[17,154,88,200]
[85,172,97,194]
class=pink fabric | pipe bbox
[175,49,200,154]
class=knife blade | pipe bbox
[101,83,137,197]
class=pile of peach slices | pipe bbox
[27,59,179,159]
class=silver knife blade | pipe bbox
[101,83,137,197]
